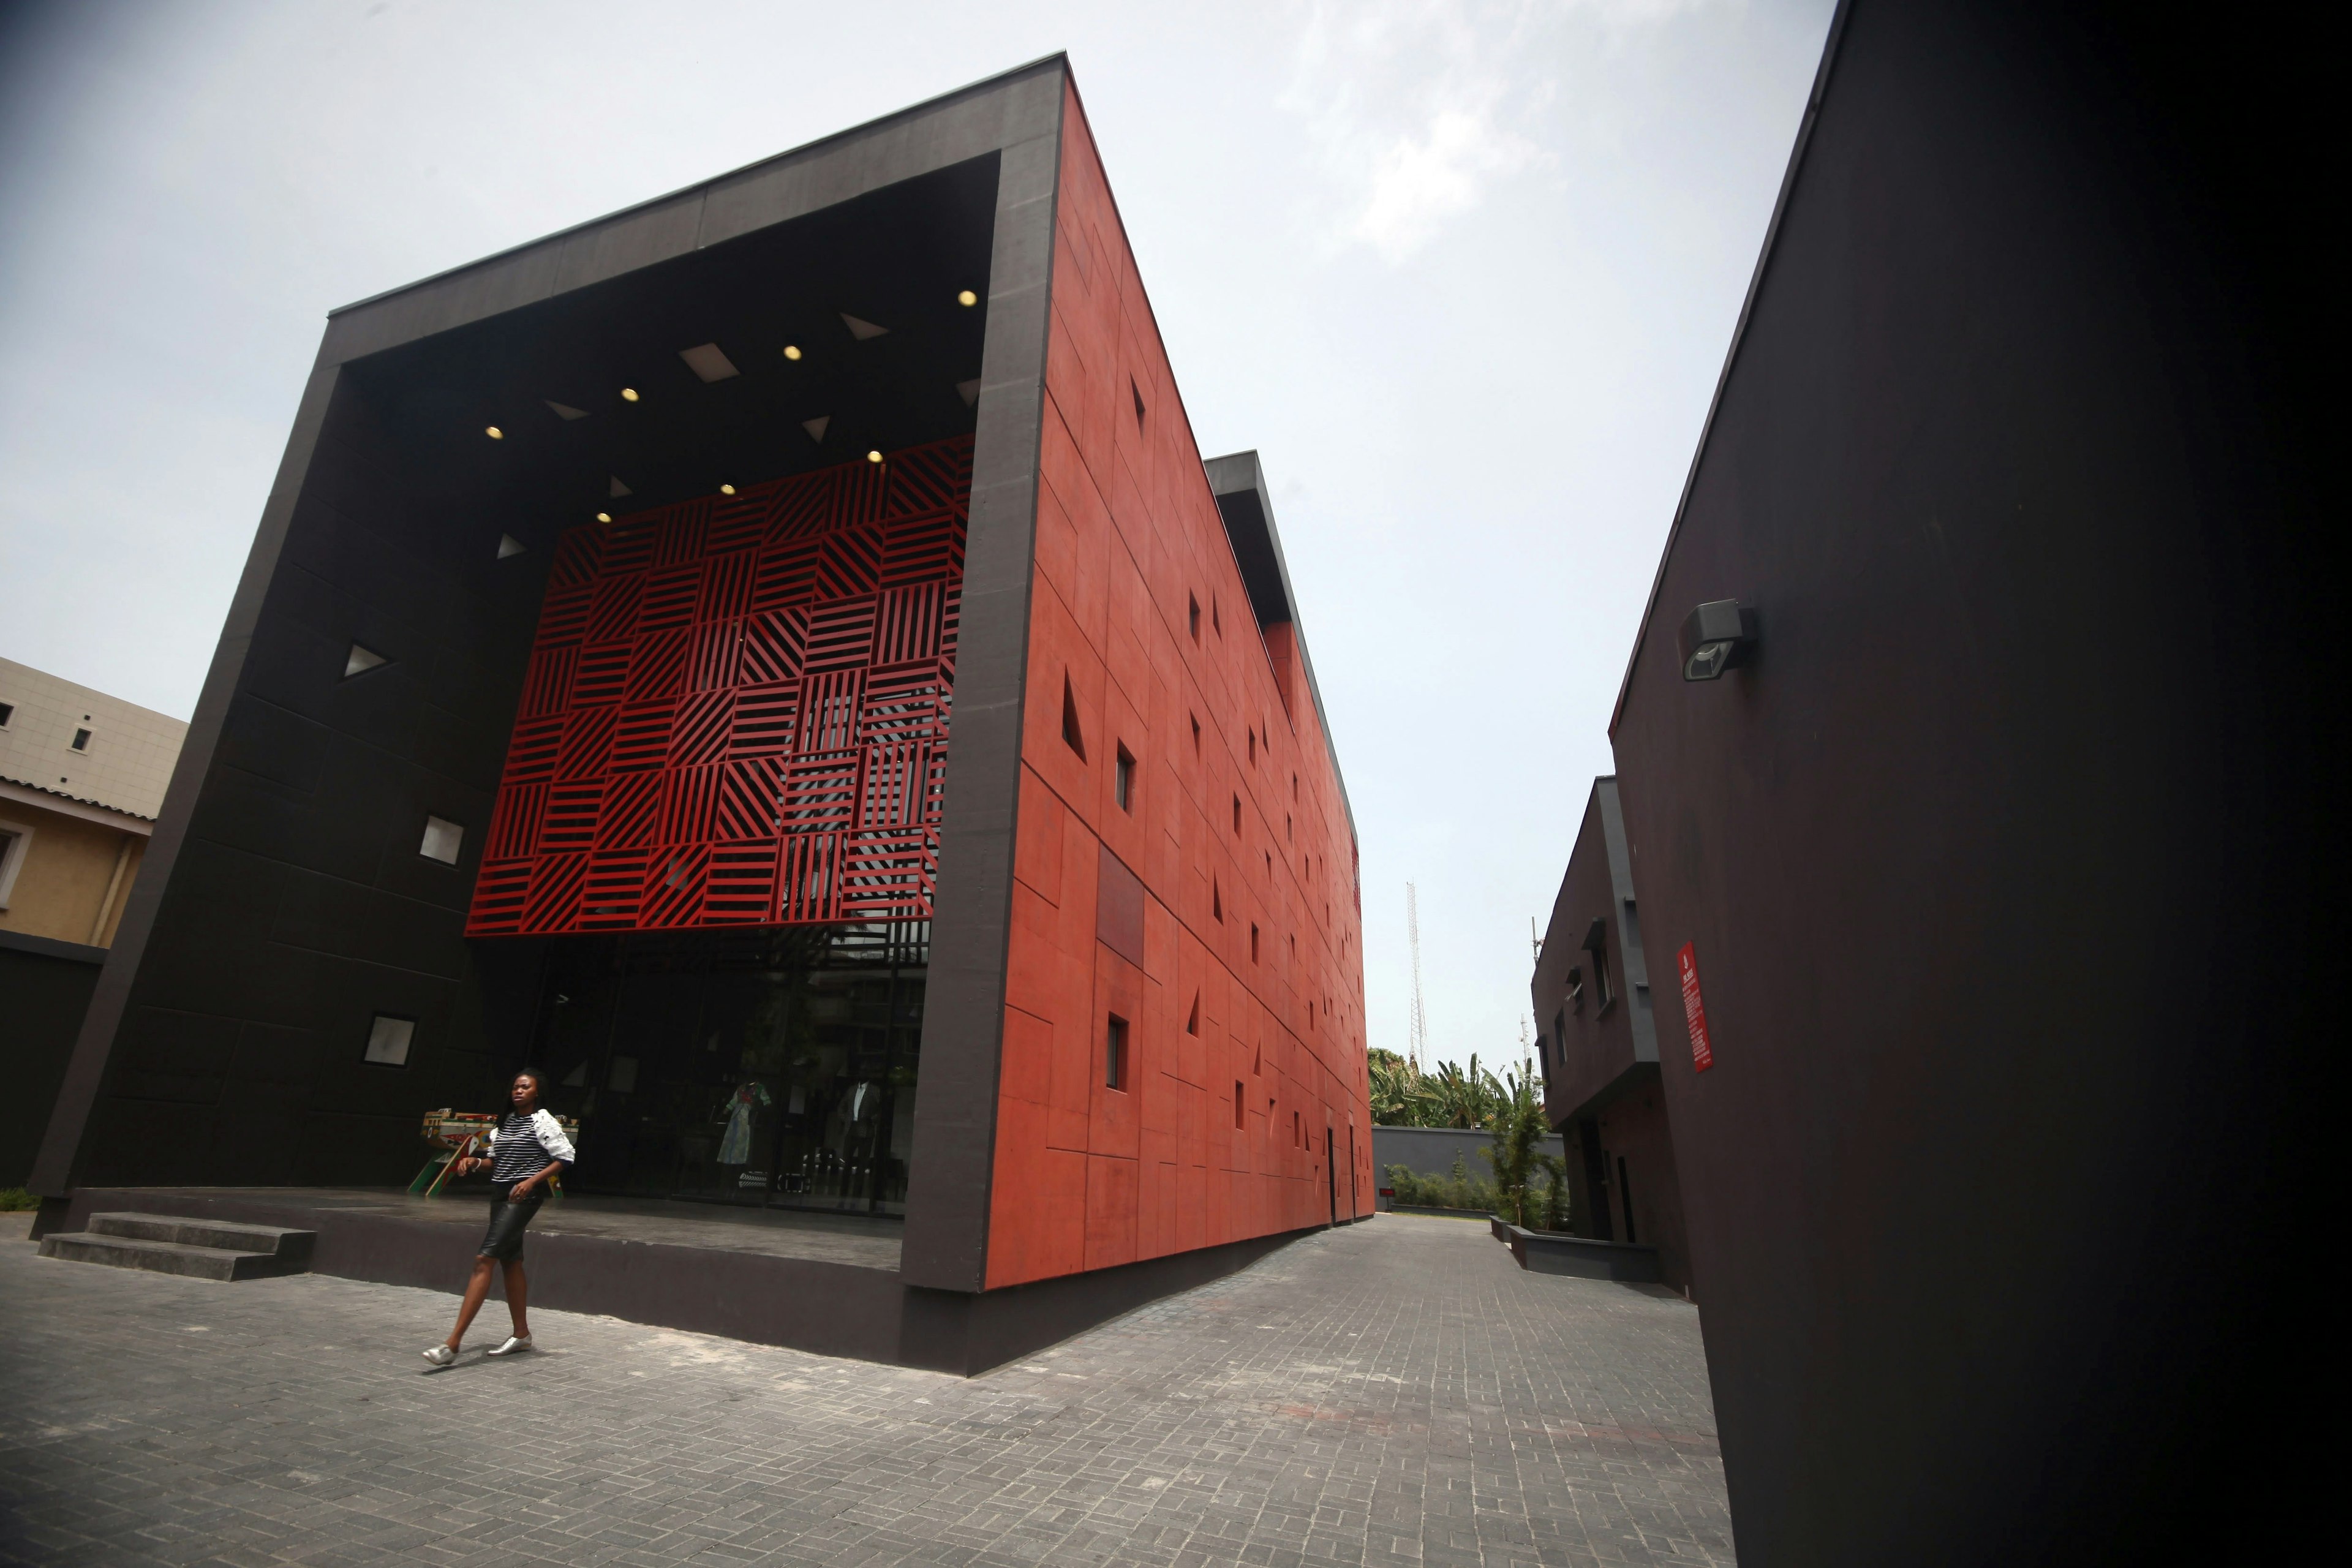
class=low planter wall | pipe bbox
[1494,1219,1663,1283]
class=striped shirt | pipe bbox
[487,1109,575,1184]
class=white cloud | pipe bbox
[1283,0,1726,262]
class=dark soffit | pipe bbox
[1205,450,1355,842]
[341,155,1000,532]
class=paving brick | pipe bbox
[0,1215,1727,1565]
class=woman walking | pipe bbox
[423,1068,575,1365]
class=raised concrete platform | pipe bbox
[36,1187,1314,1374]
[40,1212,315,1281]
[1490,1215,1664,1283]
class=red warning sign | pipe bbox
[1677,942,1714,1073]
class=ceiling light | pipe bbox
[620,388,640,402]
[596,512,612,524]
[867,450,883,464]
[485,426,503,440]
[783,345,802,361]
[957,290,978,307]
[719,484,736,496]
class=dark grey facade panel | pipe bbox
[1607,1,2326,1559]
[1532,778,1654,1126]
[899,94,1067,1294]
[321,62,1068,365]
[31,348,349,1196]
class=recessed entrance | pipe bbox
[526,921,927,1215]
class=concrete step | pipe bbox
[85,1212,315,1263]
[39,1212,318,1282]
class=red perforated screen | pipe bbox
[466,434,971,937]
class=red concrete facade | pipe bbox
[983,85,1371,1289]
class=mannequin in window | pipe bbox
[717,1079,771,1166]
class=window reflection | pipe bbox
[530,922,927,1215]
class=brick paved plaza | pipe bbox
[0,1212,1729,1567]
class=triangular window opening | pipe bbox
[497,534,527,560]
[1131,377,1147,429]
[1186,992,1200,1036]
[1061,674,1087,761]
[1212,596,1221,636]
[344,643,388,680]
[1212,878,1223,923]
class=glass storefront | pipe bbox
[525,922,927,1215]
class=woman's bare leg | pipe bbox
[502,1261,530,1340]
[446,1257,497,1349]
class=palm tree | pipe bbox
[1480,1057,1550,1226]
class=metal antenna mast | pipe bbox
[1406,882,1428,1072]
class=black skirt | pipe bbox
[478,1183,544,1261]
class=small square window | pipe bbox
[1250,923,1259,962]
[1234,1080,1245,1130]
[1115,744,1134,812]
[420,815,464,865]
[1106,1014,1128,1091]
[1232,795,1242,833]
[1188,595,1200,642]
[363,1014,415,1067]
[71,728,92,752]
[1246,728,1256,763]
[0,702,15,728]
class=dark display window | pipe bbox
[527,921,927,1215]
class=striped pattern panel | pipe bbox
[466,433,972,937]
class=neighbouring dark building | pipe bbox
[1531,777,1687,1292]
[1604,0,2324,1560]
[29,57,1371,1370]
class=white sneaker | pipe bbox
[487,1335,533,1356]
[421,1345,456,1366]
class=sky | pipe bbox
[0,0,1835,1074]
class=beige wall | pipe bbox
[0,796,146,947]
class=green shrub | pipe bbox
[1383,1159,1499,1213]
[0,1187,37,1212]
[1532,1154,1572,1232]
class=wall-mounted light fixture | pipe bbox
[1678,599,1758,681]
